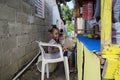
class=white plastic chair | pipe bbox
[36,41,70,80]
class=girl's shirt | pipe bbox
[48,39,60,59]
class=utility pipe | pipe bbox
[12,52,40,80]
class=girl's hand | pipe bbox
[62,46,68,52]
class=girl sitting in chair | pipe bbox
[48,25,74,72]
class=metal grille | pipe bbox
[35,0,44,18]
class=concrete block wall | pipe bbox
[0,0,53,79]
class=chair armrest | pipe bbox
[36,41,61,47]
[35,41,63,58]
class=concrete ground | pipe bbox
[18,62,78,80]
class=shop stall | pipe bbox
[77,36,101,80]
[75,0,120,80]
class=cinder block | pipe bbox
[8,22,25,35]
[0,5,16,22]
[6,0,21,9]
[8,22,25,36]
[26,51,36,61]
[18,55,30,69]
[25,43,33,55]
[34,17,45,25]
[17,35,29,47]
[31,6,35,14]
[32,41,38,50]
[0,0,5,3]
[10,46,25,64]
[16,12,28,24]
[8,62,19,79]
[16,23,24,35]
[1,50,11,68]
[22,24,30,34]
[22,1,32,14]
[0,71,1,80]
[28,33,32,42]
[8,22,17,36]
[1,66,10,80]
[10,36,17,50]
[1,37,10,53]
[0,20,9,36]
[0,39,2,67]
[1,62,19,80]
[0,0,5,8]
[0,21,4,36]
[2,36,17,52]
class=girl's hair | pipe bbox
[48,25,59,33]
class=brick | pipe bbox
[6,0,21,9]
[29,33,35,42]
[1,36,17,53]
[1,50,11,68]
[1,46,25,79]
[0,39,2,69]
[1,37,10,53]
[16,23,24,34]
[0,38,2,53]
[22,24,30,34]
[32,41,38,51]
[0,0,5,3]
[36,25,44,32]
[1,37,17,66]
[27,24,32,33]
[10,46,25,64]
[8,62,19,79]
[0,20,9,36]
[22,1,32,14]
[8,22,30,36]
[34,17,45,25]
[25,43,33,55]
[8,22,17,36]
[8,22,22,35]
[17,35,29,47]
[0,0,5,8]
[31,6,35,14]
[0,71,1,80]
[18,55,30,69]
[0,21,4,36]
[0,5,16,22]
[26,51,36,60]
[9,37,17,49]
[16,12,28,24]
[10,23,22,35]
[1,66,9,80]
[1,62,19,80]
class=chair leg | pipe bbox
[46,64,49,78]
[64,57,70,80]
[41,62,45,80]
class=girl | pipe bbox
[48,25,74,72]
[48,25,68,58]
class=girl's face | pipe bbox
[52,29,59,40]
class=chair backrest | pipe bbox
[36,41,64,61]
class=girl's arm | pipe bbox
[49,46,60,54]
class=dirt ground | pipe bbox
[18,62,78,80]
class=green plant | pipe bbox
[61,5,74,32]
